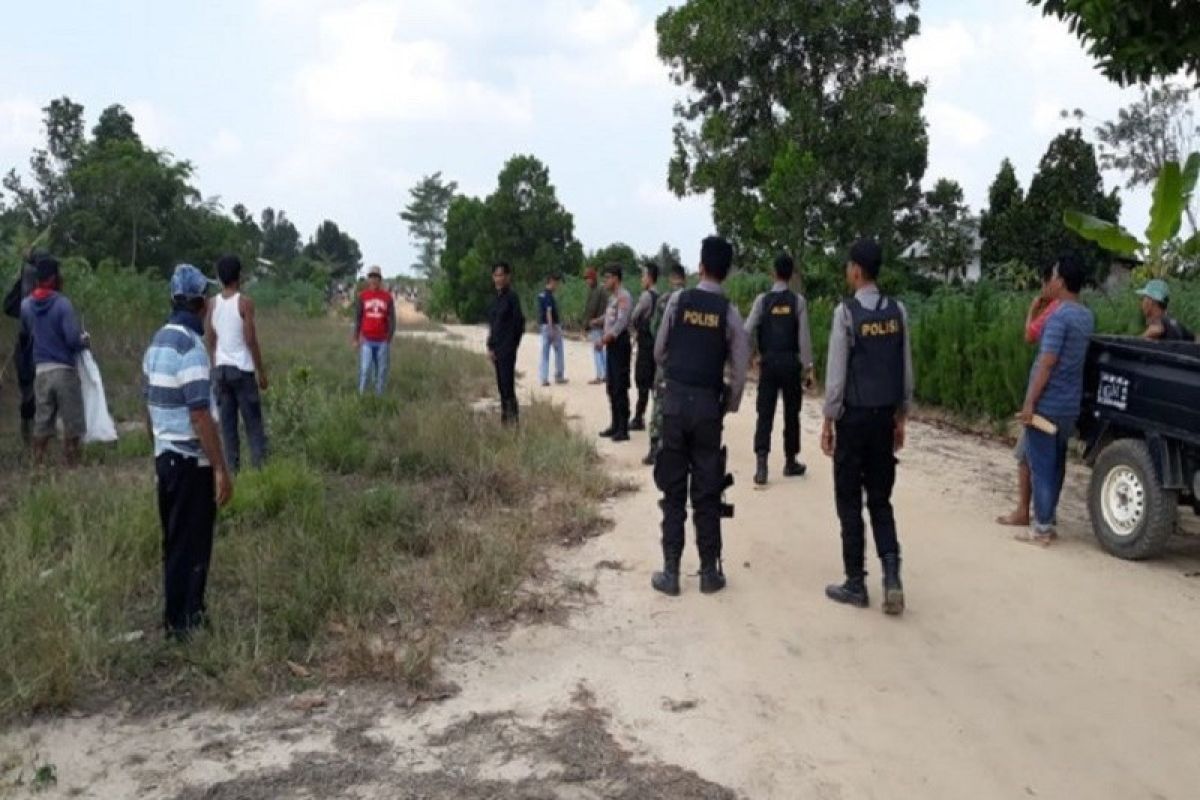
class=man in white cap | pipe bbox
[353,265,396,395]
[1138,279,1194,341]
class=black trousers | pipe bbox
[654,385,724,566]
[833,407,901,578]
[634,339,655,419]
[157,452,217,634]
[605,334,632,431]
[754,355,802,457]
[494,350,518,422]
[15,332,35,424]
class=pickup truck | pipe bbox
[1079,336,1200,559]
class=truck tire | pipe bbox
[1088,438,1178,560]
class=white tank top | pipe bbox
[212,293,255,372]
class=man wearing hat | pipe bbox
[19,255,90,467]
[353,265,396,395]
[1138,279,1194,341]
[143,264,233,640]
[582,267,608,384]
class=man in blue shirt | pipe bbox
[143,264,234,639]
[1018,252,1095,546]
[537,273,566,387]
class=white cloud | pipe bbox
[906,21,979,86]
[210,129,243,159]
[568,0,641,46]
[296,2,531,124]
[927,101,990,147]
[127,101,171,149]
[0,98,40,150]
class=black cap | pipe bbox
[35,256,60,283]
[849,239,883,278]
[603,263,623,280]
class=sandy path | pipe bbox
[5,326,1200,799]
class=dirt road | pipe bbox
[5,327,1200,799]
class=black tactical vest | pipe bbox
[665,289,729,390]
[845,295,905,409]
[636,289,659,347]
[758,290,799,355]
[1162,314,1194,342]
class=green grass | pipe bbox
[0,296,618,720]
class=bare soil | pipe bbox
[4,325,1200,799]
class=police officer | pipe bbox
[643,261,687,466]
[744,253,815,486]
[652,237,749,596]
[629,260,660,431]
[821,239,913,615]
[597,264,633,442]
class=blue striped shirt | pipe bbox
[143,323,212,463]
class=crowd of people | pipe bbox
[484,236,1198,611]
[3,239,1195,638]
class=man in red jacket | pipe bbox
[353,265,396,395]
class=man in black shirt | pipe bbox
[487,262,525,425]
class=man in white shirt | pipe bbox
[205,255,268,472]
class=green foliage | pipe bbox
[918,179,978,282]
[1095,83,1199,195]
[657,0,928,262]
[1030,0,1200,86]
[433,155,583,322]
[587,242,639,274]
[303,219,363,283]
[980,158,1029,274]
[1065,154,1200,278]
[400,172,457,277]
[1023,129,1122,280]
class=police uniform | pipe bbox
[601,286,634,440]
[745,283,813,480]
[823,285,913,613]
[652,282,749,594]
[630,288,659,428]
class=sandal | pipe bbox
[1013,531,1053,548]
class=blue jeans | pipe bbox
[1025,416,1075,534]
[358,340,390,395]
[588,328,607,380]
[540,325,565,384]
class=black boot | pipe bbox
[628,416,646,431]
[783,457,807,477]
[753,454,768,486]
[881,554,905,616]
[825,575,869,608]
[699,560,726,594]
[612,415,630,442]
[642,437,659,466]
[651,556,681,596]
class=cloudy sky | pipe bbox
[1,0,1151,275]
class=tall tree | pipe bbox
[259,207,302,266]
[651,242,682,271]
[1029,1,1200,86]
[436,195,489,322]
[980,158,1028,271]
[303,220,363,282]
[2,97,86,230]
[919,179,977,282]
[657,0,928,263]
[588,242,639,275]
[1023,129,1122,279]
[475,155,583,282]
[92,104,141,147]
[400,172,458,277]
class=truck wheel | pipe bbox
[1088,439,1178,560]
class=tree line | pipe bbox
[1,98,364,287]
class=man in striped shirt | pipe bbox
[143,264,233,640]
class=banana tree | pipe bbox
[1064,153,1200,278]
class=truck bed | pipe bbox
[1081,335,1200,447]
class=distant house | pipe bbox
[902,225,984,283]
